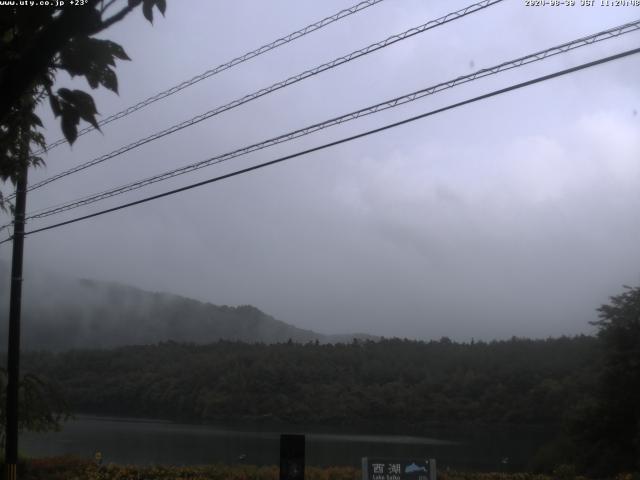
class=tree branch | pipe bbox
[101,0,121,15]
[97,2,138,32]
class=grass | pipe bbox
[5,456,639,480]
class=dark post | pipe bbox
[279,434,305,480]
[4,153,28,480]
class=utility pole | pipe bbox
[4,129,29,480]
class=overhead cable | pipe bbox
[20,19,640,223]
[36,0,388,154]
[0,45,635,245]
[17,0,504,198]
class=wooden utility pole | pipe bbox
[4,133,29,480]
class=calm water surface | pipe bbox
[21,416,552,471]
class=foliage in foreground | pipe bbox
[0,368,69,449]
[7,456,639,480]
[0,0,166,211]
[14,456,357,480]
[569,285,640,475]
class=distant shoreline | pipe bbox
[65,412,558,438]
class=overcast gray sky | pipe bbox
[1,0,640,340]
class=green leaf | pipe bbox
[108,41,130,61]
[28,112,43,128]
[155,0,166,16]
[30,156,44,167]
[59,38,127,91]
[69,90,100,131]
[60,106,80,145]
[142,0,154,23]
[69,90,98,116]
[2,28,14,44]
[49,95,61,117]
[57,88,74,103]
[100,68,118,94]
[30,131,46,150]
[61,113,78,145]
[85,70,100,89]
[57,89,101,131]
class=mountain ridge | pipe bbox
[0,262,376,350]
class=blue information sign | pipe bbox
[362,458,436,480]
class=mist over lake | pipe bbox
[22,416,552,471]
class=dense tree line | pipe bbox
[20,336,598,429]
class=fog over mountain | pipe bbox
[1,1,640,341]
[0,261,374,350]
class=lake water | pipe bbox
[21,416,552,471]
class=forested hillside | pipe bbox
[22,336,599,428]
[0,264,371,348]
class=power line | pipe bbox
[16,0,504,198]
[1,45,636,245]
[20,18,640,223]
[36,0,388,155]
